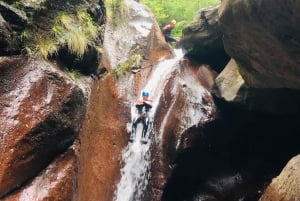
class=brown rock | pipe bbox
[0,56,86,197]
[150,60,217,199]
[260,154,300,201]
[77,75,128,201]
[219,0,300,89]
[1,147,77,201]
[214,0,300,114]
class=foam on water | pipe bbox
[114,49,184,201]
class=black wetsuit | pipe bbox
[132,102,152,137]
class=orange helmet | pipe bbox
[171,19,177,25]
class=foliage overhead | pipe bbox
[141,0,220,37]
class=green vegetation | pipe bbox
[141,0,220,37]
[23,8,99,59]
[69,69,82,80]
[105,0,129,26]
[113,46,142,78]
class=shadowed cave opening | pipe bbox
[162,98,300,201]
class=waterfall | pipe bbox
[114,49,184,201]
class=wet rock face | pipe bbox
[2,147,77,201]
[161,99,300,201]
[77,75,132,201]
[180,4,230,72]
[149,60,218,201]
[76,1,174,200]
[103,0,173,70]
[0,1,28,31]
[159,1,300,200]
[219,0,300,89]
[211,0,300,114]
[0,2,28,55]
[0,56,86,198]
[259,154,300,201]
[214,59,300,115]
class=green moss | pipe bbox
[69,69,83,80]
[113,46,142,78]
[114,62,132,78]
[23,8,100,59]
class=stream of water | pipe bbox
[114,49,184,201]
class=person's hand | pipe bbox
[136,99,144,105]
[144,100,152,105]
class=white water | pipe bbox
[114,49,184,201]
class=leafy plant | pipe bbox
[141,0,220,37]
[23,8,99,59]
[20,29,31,41]
[113,46,142,78]
[35,37,59,58]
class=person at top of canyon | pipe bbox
[132,91,153,138]
[162,19,180,44]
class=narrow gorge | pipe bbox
[0,0,299,201]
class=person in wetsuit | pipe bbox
[132,91,152,139]
[162,19,180,44]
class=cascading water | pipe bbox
[114,49,184,201]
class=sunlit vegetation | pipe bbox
[141,0,220,37]
[35,37,59,58]
[23,8,99,59]
[105,0,129,26]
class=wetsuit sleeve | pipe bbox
[144,102,152,112]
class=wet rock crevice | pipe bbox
[161,98,300,201]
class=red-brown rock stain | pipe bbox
[77,75,129,201]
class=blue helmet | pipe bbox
[142,91,149,97]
